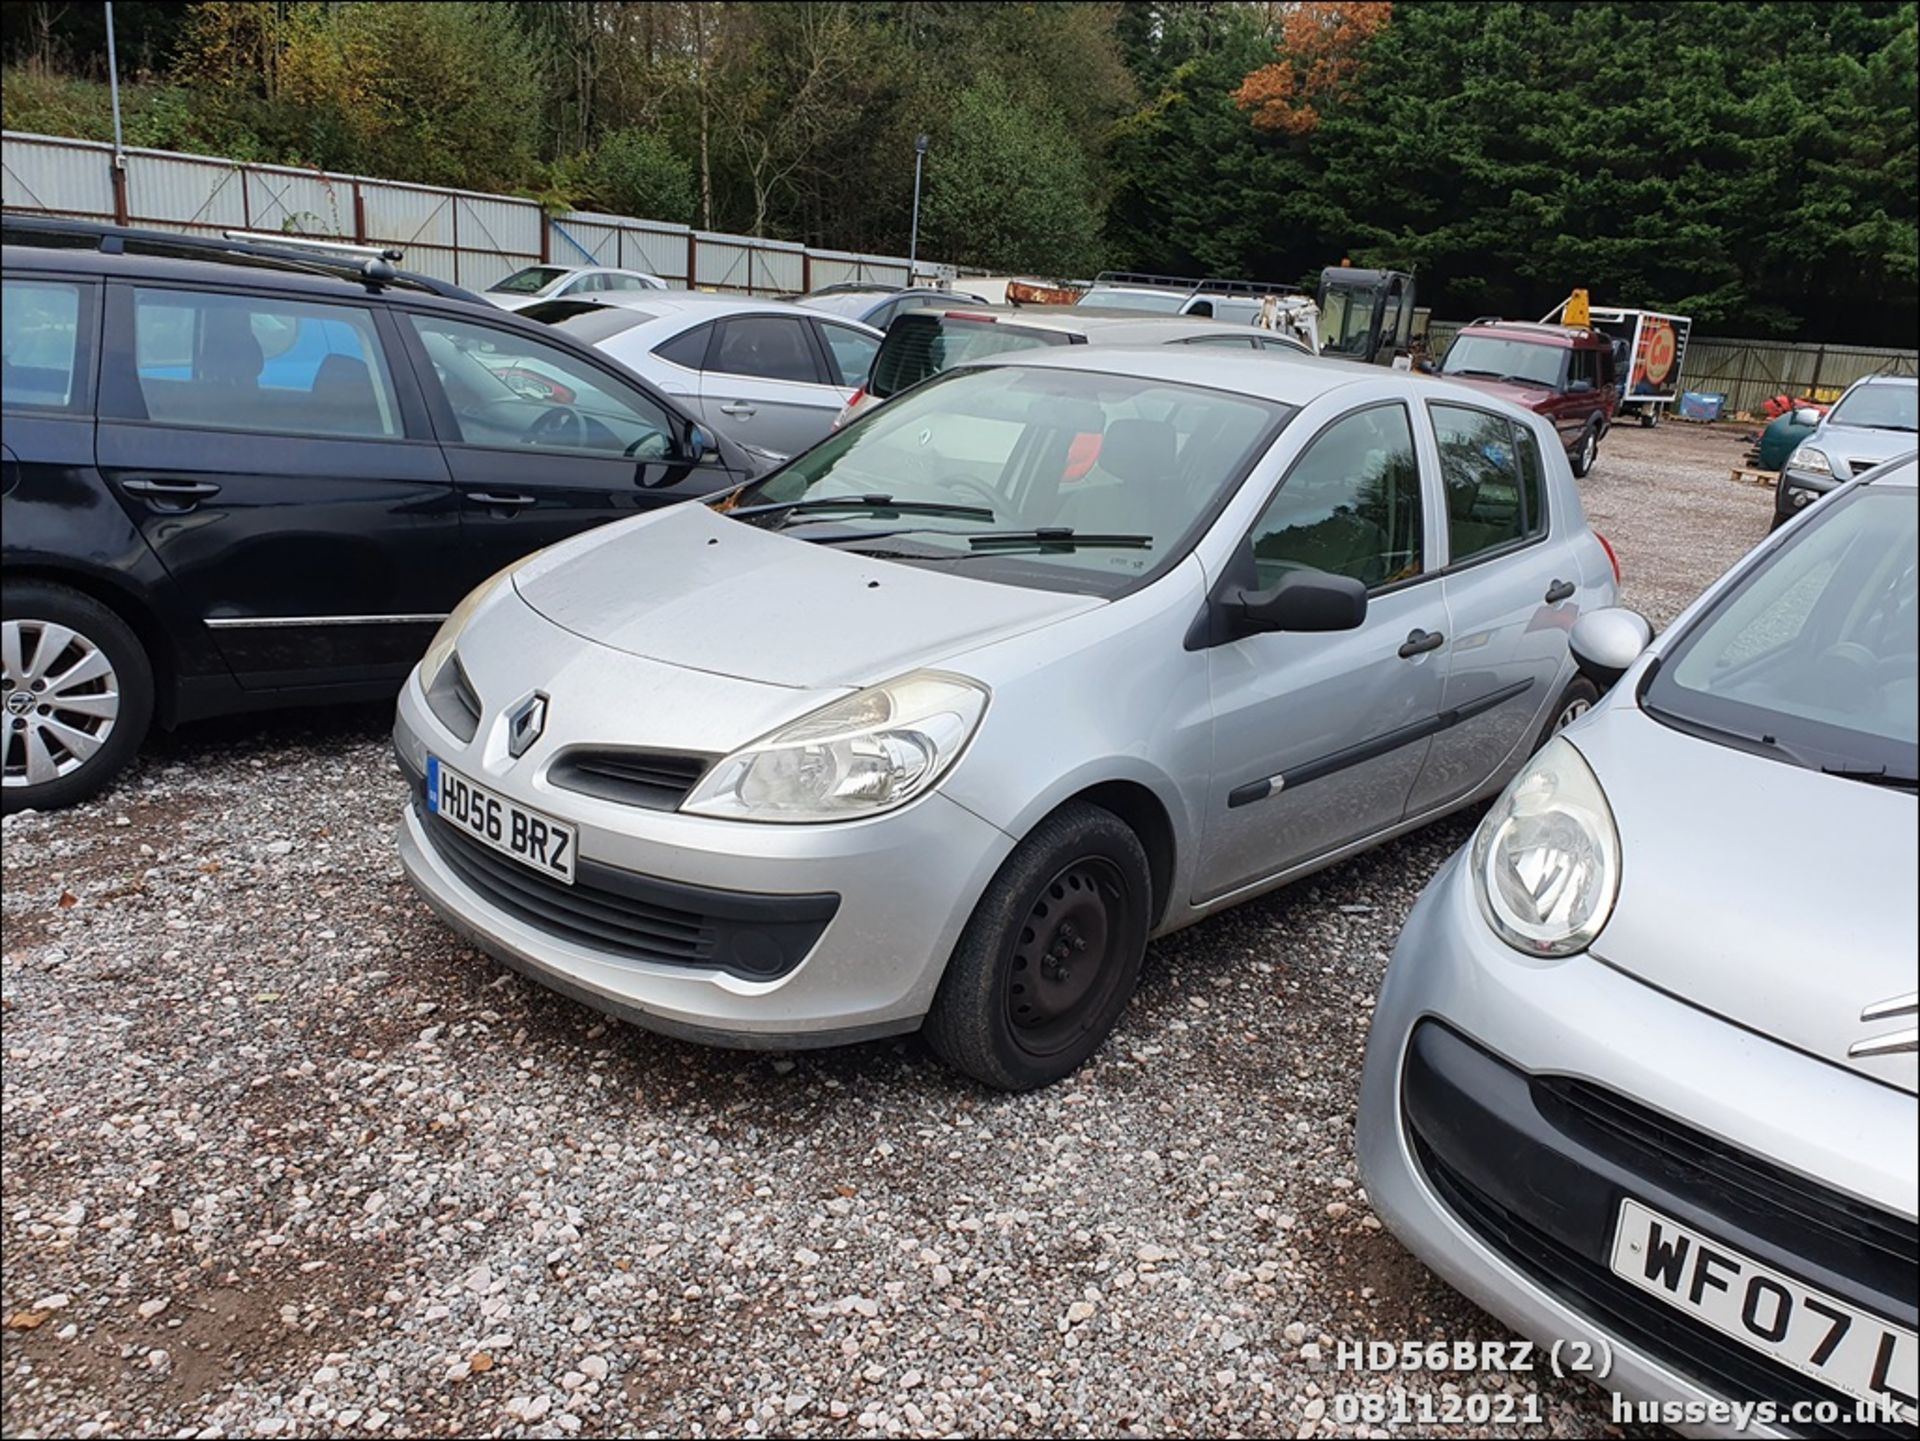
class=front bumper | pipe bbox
[394,668,1016,1049]
[1357,853,1917,1439]
[1777,467,1841,516]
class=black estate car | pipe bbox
[1,216,763,813]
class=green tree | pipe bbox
[919,78,1108,274]
[587,128,697,224]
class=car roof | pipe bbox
[914,307,1272,342]
[964,341,1409,407]
[1457,320,1608,349]
[1847,374,1918,388]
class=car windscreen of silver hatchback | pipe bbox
[724,364,1288,595]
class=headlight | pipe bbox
[1787,445,1832,477]
[681,671,988,823]
[1471,738,1620,957]
[421,563,516,688]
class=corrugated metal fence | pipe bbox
[1,131,930,294]
[1430,318,1915,416]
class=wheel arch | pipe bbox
[3,562,180,725]
[1053,778,1178,931]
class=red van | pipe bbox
[1438,320,1620,476]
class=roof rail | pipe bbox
[1091,269,1309,300]
[0,211,481,302]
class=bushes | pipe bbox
[586,130,696,225]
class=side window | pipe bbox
[1568,349,1594,389]
[1249,403,1423,591]
[710,316,821,383]
[817,321,880,387]
[130,287,400,439]
[863,298,902,331]
[560,273,600,295]
[1596,345,1616,387]
[653,322,713,371]
[604,273,652,292]
[2,278,87,411]
[407,313,674,460]
[1432,402,1545,563]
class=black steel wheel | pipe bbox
[925,801,1151,1090]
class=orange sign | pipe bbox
[1636,318,1677,390]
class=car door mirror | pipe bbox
[685,422,718,461]
[1233,569,1368,636]
[1792,406,1822,427]
[1568,378,1594,395]
[1570,606,1653,688]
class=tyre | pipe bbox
[1570,422,1601,478]
[1638,408,1659,428]
[1536,675,1600,752]
[2,582,154,814]
[924,801,1152,1091]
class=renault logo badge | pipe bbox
[505,692,548,759]
[1849,992,1917,1059]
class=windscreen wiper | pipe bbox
[727,494,996,523]
[967,528,1153,552]
[1820,765,1920,791]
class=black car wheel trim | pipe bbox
[1006,857,1131,1058]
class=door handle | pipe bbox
[466,492,537,510]
[118,478,222,511]
[1544,578,1576,603]
[1398,628,1446,659]
[718,402,757,417]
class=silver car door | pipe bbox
[1196,400,1450,904]
[698,314,843,453]
[1406,401,1583,814]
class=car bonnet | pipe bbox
[511,502,1104,691]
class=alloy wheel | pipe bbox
[1580,430,1597,473]
[1554,696,1591,730]
[1005,856,1133,1058]
[1,618,121,788]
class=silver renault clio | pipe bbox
[1358,458,1918,1434]
[392,347,1618,1088]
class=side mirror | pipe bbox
[1568,378,1595,395]
[686,423,718,461]
[1233,569,1368,636]
[1791,406,1821,427]
[1570,606,1653,688]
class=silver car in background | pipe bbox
[1359,458,1918,1435]
[484,263,668,310]
[1776,374,1918,525]
[393,347,1617,1089]
[524,293,881,456]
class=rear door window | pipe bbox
[2,278,89,411]
[868,313,1072,400]
[1431,402,1549,563]
[128,287,401,439]
[710,316,822,384]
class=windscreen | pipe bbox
[1644,484,1918,784]
[867,313,1071,399]
[1442,334,1567,389]
[488,266,568,296]
[728,364,1287,596]
[1828,383,1918,434]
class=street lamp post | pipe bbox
[908,134,929,272]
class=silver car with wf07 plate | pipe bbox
[393,347,1618,1089]
[1358,457,1918,1435]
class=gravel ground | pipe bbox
[2,420,1769,1440]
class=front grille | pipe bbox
[547,748,711,811]
[1535,1077,1919,1300]
[1415,1139,1911,1441]
[422,806,717,966]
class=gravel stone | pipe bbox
[0,422,1762,1436]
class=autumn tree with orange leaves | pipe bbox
[1234,2,1392,136]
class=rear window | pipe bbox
[868,312,1071,400]
[520,301,655,342]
